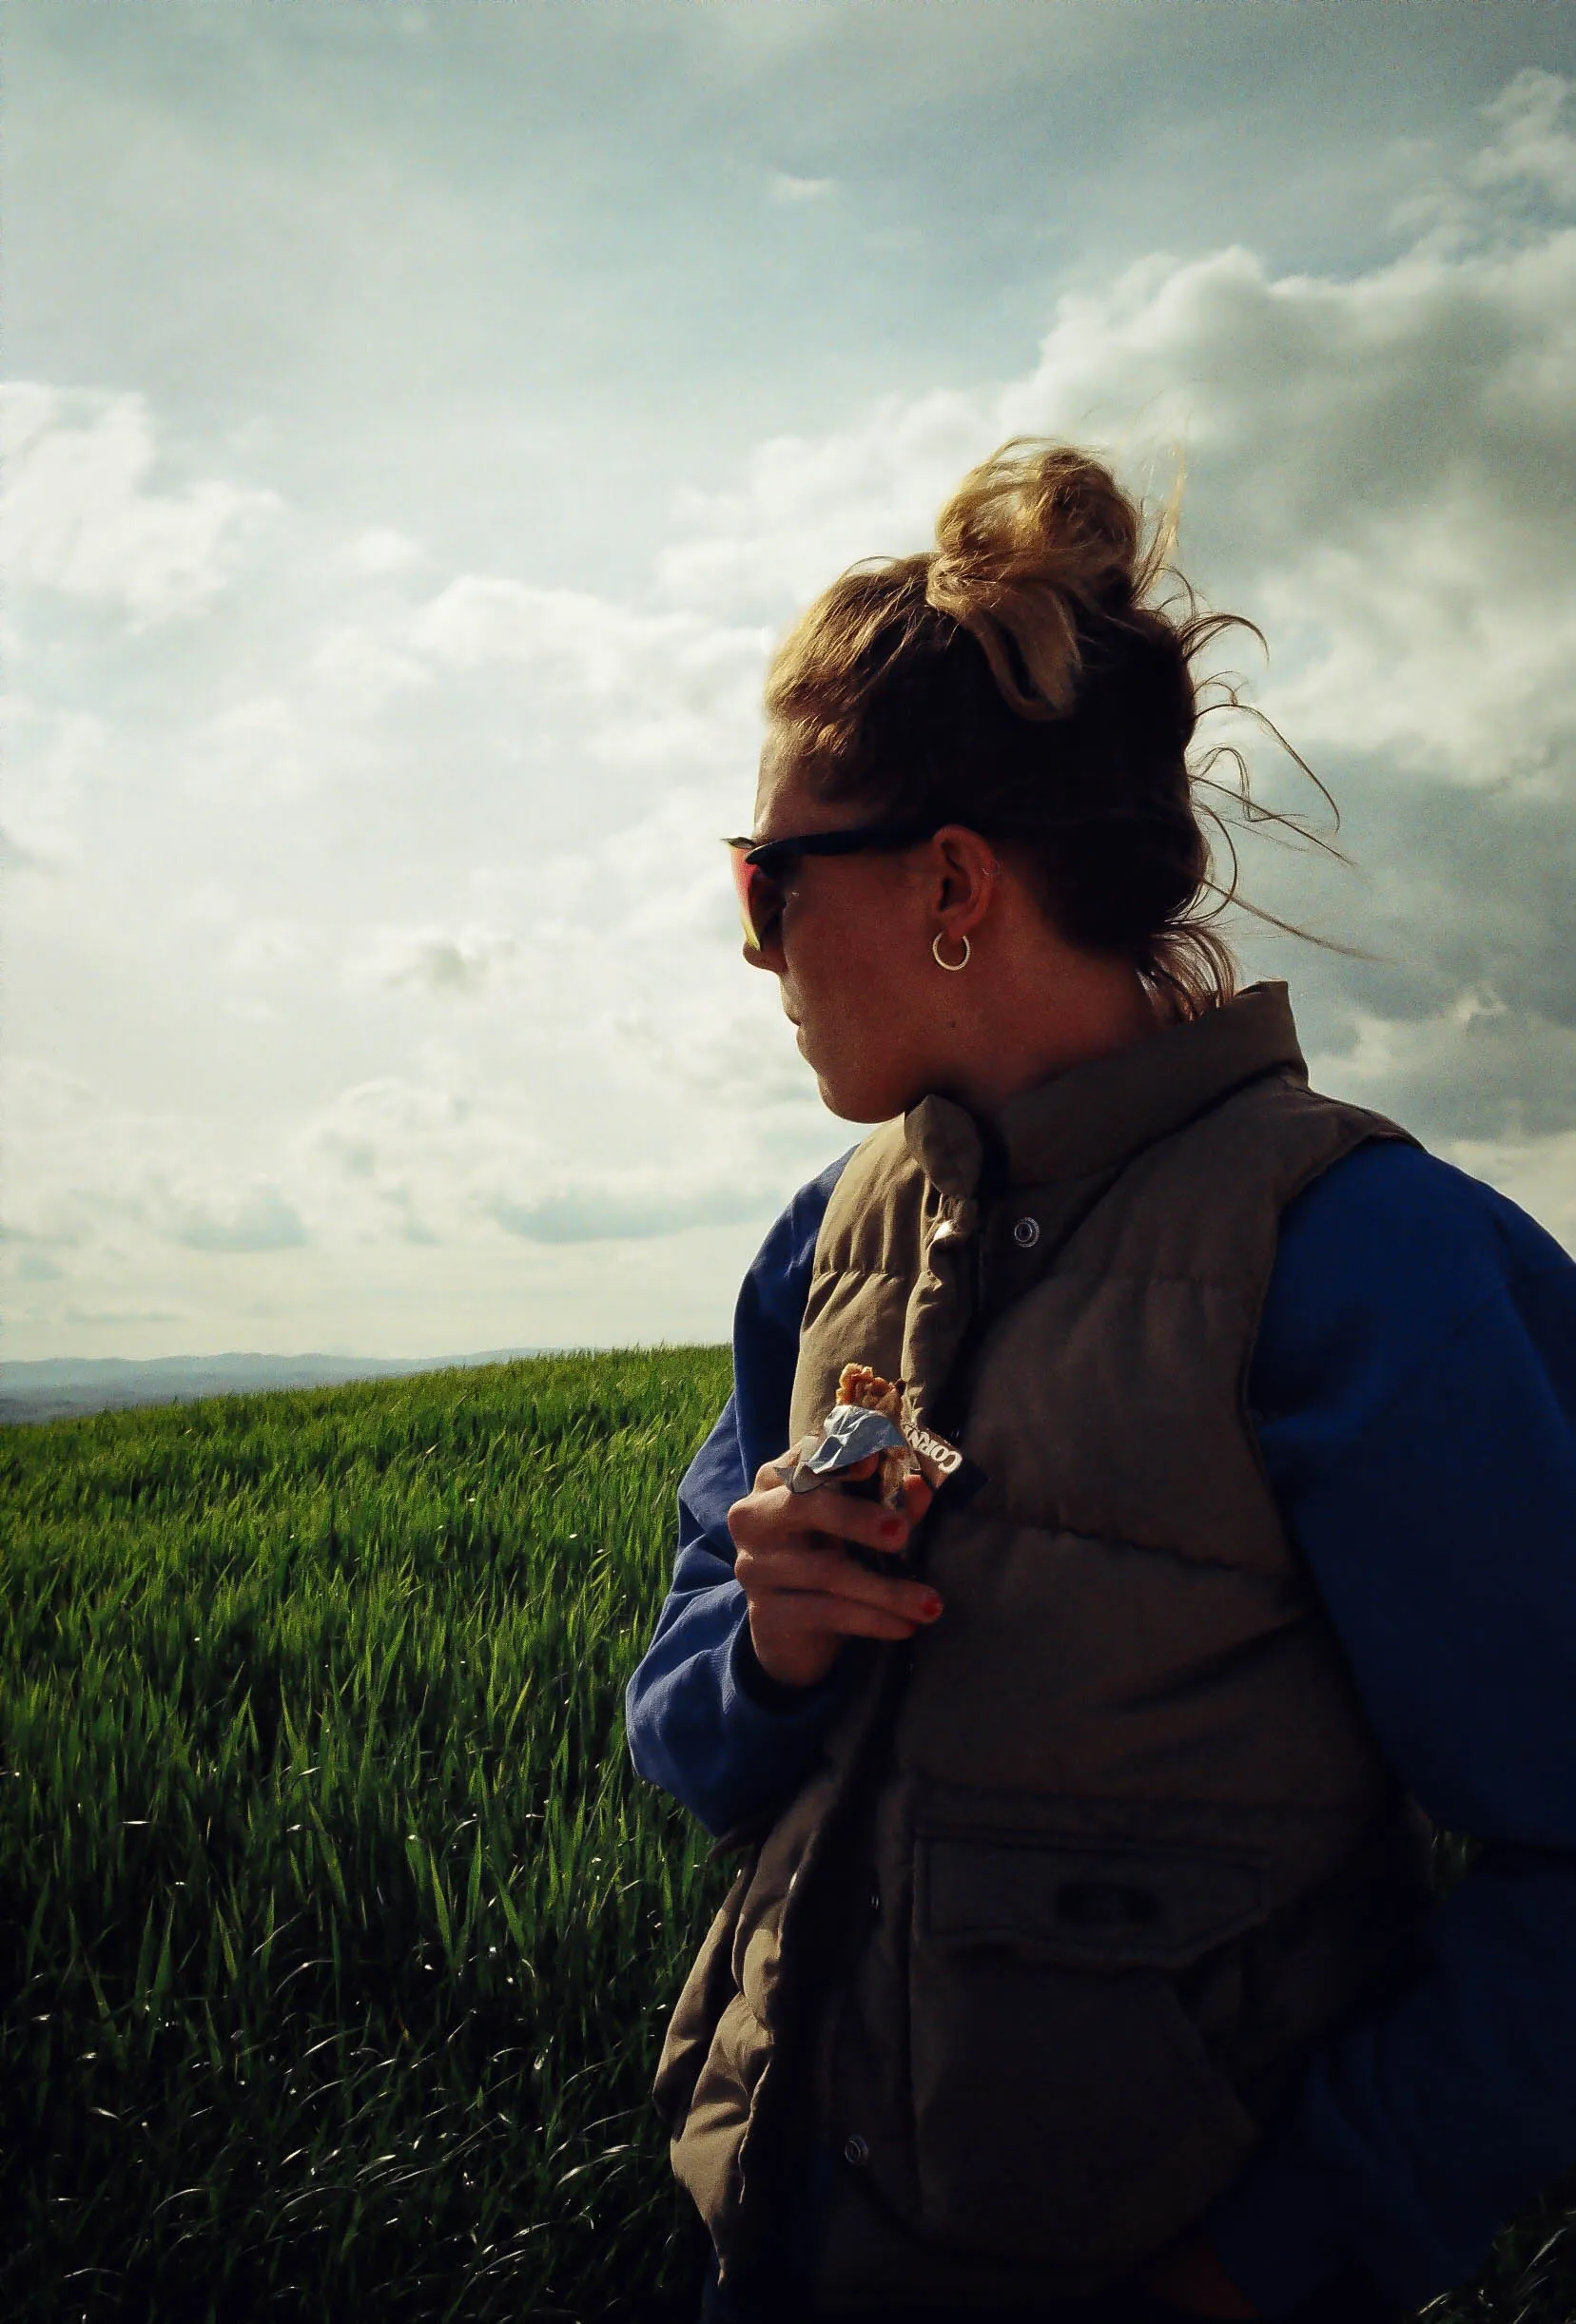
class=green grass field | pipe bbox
[0,1350,730,2323]
[2,1351,1571,2322]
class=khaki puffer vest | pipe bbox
[654,986,1433,2309]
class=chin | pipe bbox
[813,1069,905,1126]
[800,1027,916,1123]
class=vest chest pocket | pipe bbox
[906,1830,1264,2278]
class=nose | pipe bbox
[744,932,785,976]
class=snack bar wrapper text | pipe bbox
[780,1363,982,1522]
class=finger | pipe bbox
[732,1471,922,1561]
[788,1483,918,1557]
[900,1470,935,1525]
[738,1542,942,1621]
[763,1593,924,1643]
[732,1478,904,1558]
[730,1475,801,1550]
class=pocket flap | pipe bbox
[916,1833,1265,1967]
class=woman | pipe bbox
[625,444,1576,2323]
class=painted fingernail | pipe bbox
[878,1519,905,1540]
[918,1595,943,1621]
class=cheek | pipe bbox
[795,895,928,1089]
[795,901,899,1017]
[835,866,921,973]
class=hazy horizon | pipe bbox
[6,2,1576,1362]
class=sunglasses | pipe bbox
[723,822,940,952]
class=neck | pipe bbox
[933,954,1167,1115]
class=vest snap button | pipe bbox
[1013,1215,1041,1249]
[843,2133,870,2168]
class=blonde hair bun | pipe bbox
[925,441,1146,719]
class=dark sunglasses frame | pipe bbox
[723,820,943,950]
[724,820,943,874]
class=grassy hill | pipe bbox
[0,1351,553,1426]
[0,1350,730,2322]
[1,1352,1570,2321]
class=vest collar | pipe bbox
[903,982,1306,1196]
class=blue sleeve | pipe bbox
[625,1153,851,1839]
[1208,1141,1576,2314]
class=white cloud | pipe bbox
[409,576,763,708]
[656,386,984,618]
[345,525,423,575]
[10,68,1576,1361]
[486,1178,782,1246]
[1,385,277,621]
[664,211,1576,793]
[281,1044,817,1284]
[0,1066,313,1361]
[0,698,108,869]
[1469,68,1576,205]
[227,919,311,976]
[350,922,518,997]
[401,573,770,801]
[157,1180,310,1254]
[1009,230,1576,789]
[0,1053,789,1352]
[1309,1002,1576,1146]
[309,622,431,706]
[768,171,835,203]
[411,576,634,674]
[1448,1128,1576,1253]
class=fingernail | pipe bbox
[879,1519,905,1540]
[919,1595,943,1621]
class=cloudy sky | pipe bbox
[6,1,1576,1362]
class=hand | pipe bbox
[728,1454,940,1690]
[1139,2234,1261,2317]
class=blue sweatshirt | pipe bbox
[625,1140,1576,2315]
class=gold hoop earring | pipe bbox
[932,932,971,973]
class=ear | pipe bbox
[928,824,1001,944]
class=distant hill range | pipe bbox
[0,1351,547,1426]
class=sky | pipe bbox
[5,0,1576,1363]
